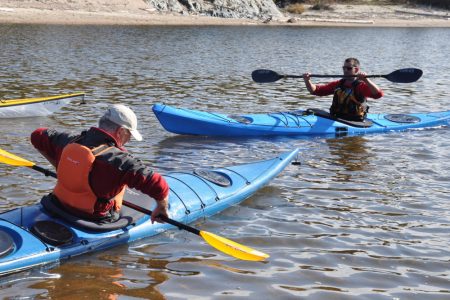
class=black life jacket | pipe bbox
[330,79,368,121]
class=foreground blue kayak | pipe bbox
[152,103,450,137]
[0,149,298,276]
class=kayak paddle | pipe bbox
[122,200,269,262]
[0,147,269,261]
[252,68,423,84]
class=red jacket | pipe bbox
[31,127,169,217]
[314,80,384,98]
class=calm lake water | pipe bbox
[0,24,449,299]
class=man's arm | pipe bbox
[357,72,384,99]
[113,154,170,223]
[30,128,74,167]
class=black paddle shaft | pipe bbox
[122,200,200,235]
[252,68,422,84]
[33,165,56,178]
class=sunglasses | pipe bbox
[342,66,355,71]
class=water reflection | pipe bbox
[30,261,168,300]
[325,136,371,173]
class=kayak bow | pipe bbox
[0,93,85,118]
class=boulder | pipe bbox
[145,0,283,19]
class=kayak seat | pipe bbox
[0,229,14,258]
[40,194,149,232]
[298,108,373,128]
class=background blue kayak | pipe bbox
[0,149,298,276]
[152,103,450,137]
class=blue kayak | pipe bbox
[0,149,298,276]
[152,103,450,137]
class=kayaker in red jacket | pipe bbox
[31,104,169,223]
[303,58,384,121]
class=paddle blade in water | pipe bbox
[252,69,283,83]
[384,68,423,83]
[200,231,269,261]
[0,148,35,167]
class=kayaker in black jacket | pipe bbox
[31,104,169,223]
[303,57,384,121]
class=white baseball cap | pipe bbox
[104,104,143,141]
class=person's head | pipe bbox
[99,104,142,146]
[342,58,360,76]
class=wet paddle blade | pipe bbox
[384,68,423,83]
[0,148,35,167]
[200,231,269,261]
[252,69,284,83]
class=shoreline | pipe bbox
[0,5,449,27]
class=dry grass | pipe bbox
[286,3,306,14]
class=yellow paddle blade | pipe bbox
[200,231,269,261]
[0,148,35,167]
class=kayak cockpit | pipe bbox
[0,230,14,258]
[40,194,148,233]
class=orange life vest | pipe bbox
[53,143,125,216]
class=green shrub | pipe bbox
[411,0,450,9]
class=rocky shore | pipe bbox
[0,0,449,27]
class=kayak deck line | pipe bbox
[179,105,236,123]
[165,174,207,209]
[268,111,311,128]
[0,92,86,108]
[170,171,222,201]
[159,104,310,128]
[221,167,251,185]
[163,163,255,213]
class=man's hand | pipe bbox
[303,72,316,94]
[303,72,311,81]
[357,71,383,97]
[151,195,169,224]
[357,71,368,82]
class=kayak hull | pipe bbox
[0,149,297,276]
[152,103,450,137]
[0,93,85,118]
